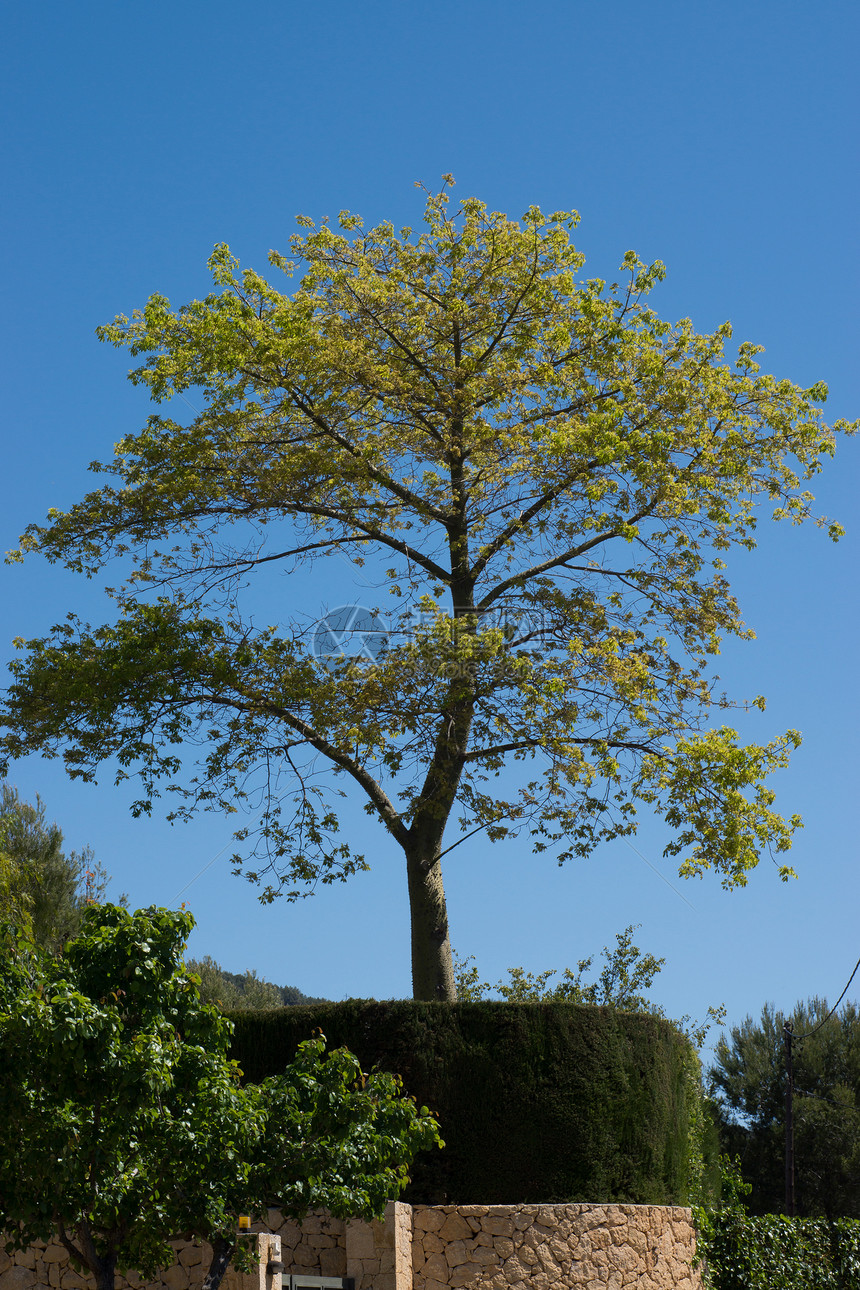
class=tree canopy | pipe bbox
[0,905,440,1290]
[2,180,855,998]
[187,954,326,1009]
[711,998,860,1217]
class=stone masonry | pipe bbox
[1,1202,702,1290]
[411,1204,702,1290]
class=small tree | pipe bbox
[454,923,665,1005]
[0,905,440,1290]
[3,181,855,998]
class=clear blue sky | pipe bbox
[1,1,858,1056]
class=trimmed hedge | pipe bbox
[228,1000,696,1205]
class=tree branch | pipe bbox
[477,496,661,610]
[471,461,602,580]
[288,501,452,582]
[215,694,411,849]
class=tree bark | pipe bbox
[60,1221,117,1290]
[94,1259,118,1290]
[202,1236,235,1290]
[406,844,455,1000]
[403,391,473,1003]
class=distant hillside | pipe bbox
[186,955,328,1009]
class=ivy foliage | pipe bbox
[453,924,722,1205]
[0,906,440,1290]
[229,998,698,1205]
[695,1158,860,1289]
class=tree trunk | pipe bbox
[202,1236,235,1290]
[93,1256,117,1290]
[62,1222,116,1290]
[406,845,455,1000]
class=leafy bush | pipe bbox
[0,907,440,1290]
[695,1158,860,1289]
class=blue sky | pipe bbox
[1,1,858,1056]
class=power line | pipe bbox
[172,839,233,904]
[621,835,697,912]
[793,952,860,1041]
[794,1088,860,1115]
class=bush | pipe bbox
[695,1158,860,1288]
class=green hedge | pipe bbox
[227,1000,696,1205]
[695,1213,860,1289]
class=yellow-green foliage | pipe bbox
[3,181,855,998]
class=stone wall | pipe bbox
[266,1209,347,1279]
[1,1202,701,1290]
[412,1204,701,1290]
[0,1235,261,1290]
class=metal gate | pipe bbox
[284,1277,355,1290]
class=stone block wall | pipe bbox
[0,1237,260,1290]
[346,1202,412,1290]
[411,1204,701,1290]
[266,1209,347,1279]
[1,1202,701,1290]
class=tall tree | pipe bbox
[1,181,854,998]
[0,782,106,951]
[0,905,440,1290]
[710,998,860,1217]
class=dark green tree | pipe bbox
[0,905,440,1290]
[710,998,860,1217]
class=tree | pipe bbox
[0,803,30,932]
[710,998,860,1217]
[0,905,440,1290]
[454,922,724,1051]
[454,922,665,1006]
[2,180,854,999]
[187,954,326,1009]
[0,781,108,951]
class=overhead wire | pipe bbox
[790,952,860,1042]
[172,839,234,904]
